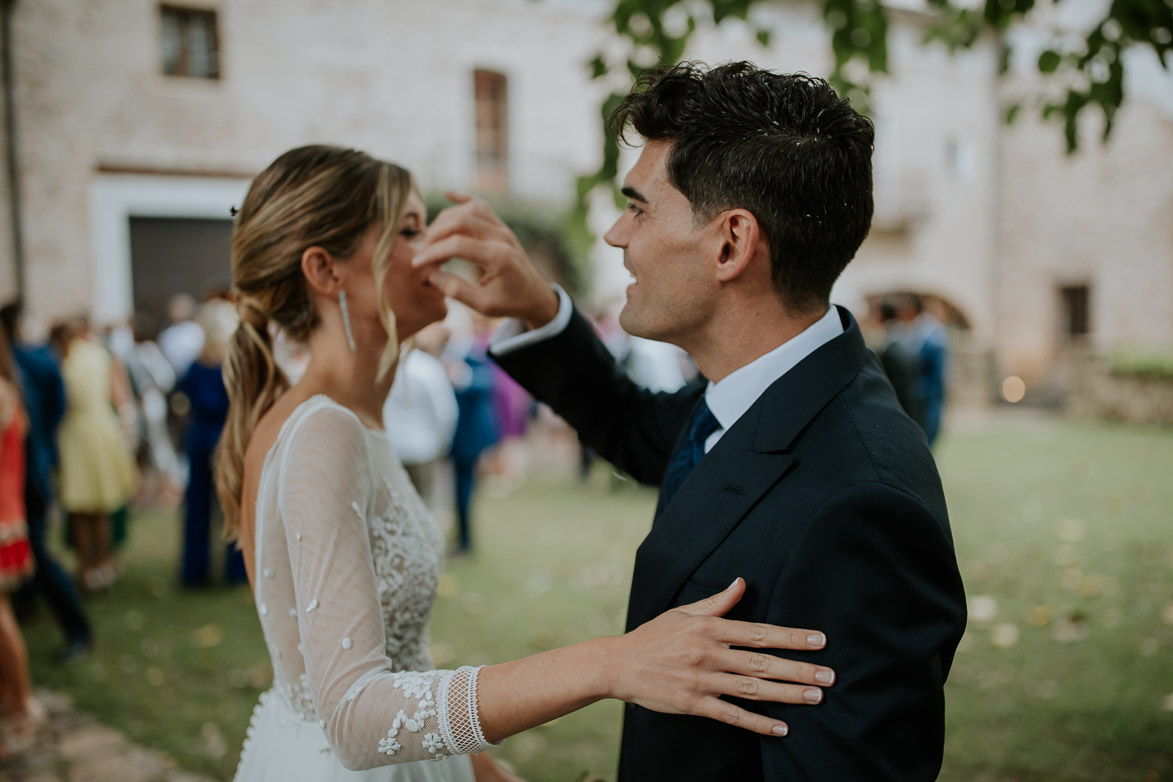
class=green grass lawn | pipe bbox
[21,412,1173,781]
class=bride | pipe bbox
[221,145,835,781]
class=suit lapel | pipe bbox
[627,414,794,629]
[625,306,870,630]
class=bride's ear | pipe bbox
[301,247,343,296]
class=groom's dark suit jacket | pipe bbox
[494,305,967,781]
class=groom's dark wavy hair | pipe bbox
[611,61,874,314]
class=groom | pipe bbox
[418,62,967,781]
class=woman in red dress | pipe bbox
[0,321,42,759]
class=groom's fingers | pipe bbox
[425,193,514,246]
[413,233,504,273]
[426,268,482,309]
[442,189,473,204]
[425,204,507,247]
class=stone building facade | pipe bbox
[1,0,1170,407]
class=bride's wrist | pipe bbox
[584,635,627,703]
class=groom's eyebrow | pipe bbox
[621,185,649,204]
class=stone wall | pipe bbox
[1068,356,1173,425]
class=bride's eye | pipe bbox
[400,227,421,238]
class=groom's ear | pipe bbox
[712,209,761,283]
[301,246,343,296]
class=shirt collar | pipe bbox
[703,306,844,443]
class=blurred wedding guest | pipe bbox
[55,318,140,592]
[157,293,204,378]
[484,360,531,497]
[0,302,91,662]
[0,323,46,760]
[876,298,925,431]
[382,324,458,514]
[120,312,182,506]
[446,314,498,554]
[180,299,246,587]
[900,295,949,448]
[106,330,140,555]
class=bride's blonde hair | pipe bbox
[215,145,414,540]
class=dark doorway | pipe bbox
[129,216,233,335]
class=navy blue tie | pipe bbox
[656,398,721,516]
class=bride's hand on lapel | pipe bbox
[602,577,834,738]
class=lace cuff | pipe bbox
[436,665,494,755]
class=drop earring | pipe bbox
[339,289,356,353]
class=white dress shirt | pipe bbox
[701,306,843,452]
[491,285,844,452]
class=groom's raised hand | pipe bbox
[413,192,561,330]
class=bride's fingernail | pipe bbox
[771,723,789,736]
[815,670,835,685]
[806,632,825,646]
[803,688,823,703]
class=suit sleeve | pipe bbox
[758,482,967,781]
[491,306,702,486]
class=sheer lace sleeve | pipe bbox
[278,406,492,770]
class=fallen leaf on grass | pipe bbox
[1028,604,1053,627]
[1162,694,1173,712]
[461,592,485,615]
[437,573,458,598]
[1058,518,1085,542]
[200,721,227,759]
[526,569,553,595]
[991,624,1019,649]
[1078,574,1104,598]
[248,665,271,689]
[192,623,225,649]
[1053,610,1089,643]
[1060,567,1083,590]
[969,595,997,624]
[1027,679,1058,700]
[140,638,160,659]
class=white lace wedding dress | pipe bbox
[234,395,487,781]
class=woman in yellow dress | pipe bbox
[54,318,139,592]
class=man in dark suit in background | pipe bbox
[416,62,967,781]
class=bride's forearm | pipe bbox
[475,636,617,743]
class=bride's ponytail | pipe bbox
[214,145,414,540]
[215,294,289,540]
